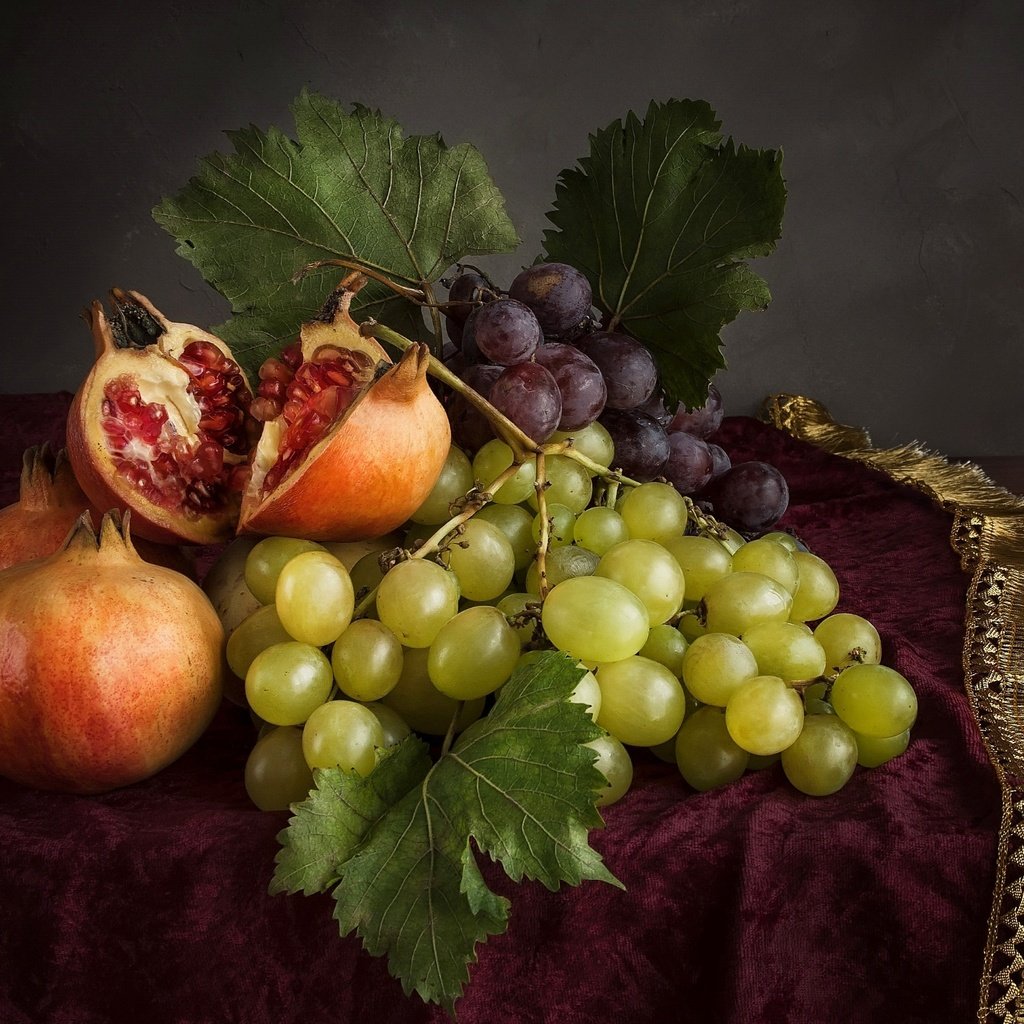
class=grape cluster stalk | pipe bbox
[224,261,918,812]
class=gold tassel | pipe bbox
[763,393,1024,1022]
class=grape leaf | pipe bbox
[271,652,620,1015]
[153,91,520,377]
[542,98,786,410]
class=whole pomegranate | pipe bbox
[0,510,224,794]
[0,442,192,575]
[66,290,258,545]
[238,274,451,540]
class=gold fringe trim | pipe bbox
[763,394,1024,1023]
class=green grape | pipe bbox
[830,663,918,737]
[585,733,633,807]
[760,530,800,552]
[348,549,387,614]
[381,646,486,735]
[550,421,615,468]
[275,550,355,646]
[439,518,515,601]
[639,623,688,677]
[780,715,859,796]
[725,675,804,755]
[524,544,600,594]
[570,669,602,721]
[572,505,630,555]
[813,613,882,670]
[730,537,799,594]
[595,656,686,746]
[802,681,836,716]
[245,641,334,725]
[741,621,827,682]
[746,752,781,771]
[595,539,685,626]
[428,606,521,699]
[674,706,750,791]
[472,439,536,504]
[361,701,412,747]
[244,536,326,604]
[681,632,759,706]
[301,700,385,776]
[702,571,793,636]
[411,444,474,524]
[526,455,593,513]
[244,726,315,811]
[649,733,680,764]
[618,482,688,544]
[331,618,404,701]
[678,611,708,642]
[531,503,577,548]
[476,503,536,572]
[718,527,747,555]
[375,559,460,648]
[496,591,540,645]
[542,576,651,663]
[226,603,293,680]
[854,728,910,768]
[790,552,840,622]
[662,535,733,604]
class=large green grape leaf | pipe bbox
[543,99,786,410]
[271,652,620,1015]
[153,90,520,377]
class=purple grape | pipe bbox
[575,331,658,410]
[636,389,672,426]
[488,362,563,442]
[703,461,789,533]
[444,315,464,349]
[446,363,502,453]
[667,382,724,438]
[508,262,593,338]
[598,408,670,481]
[706,443,732,482]
[464,298,542,366]
[533,343,608,431]
[445,269,491,325]
[663,431,714,495]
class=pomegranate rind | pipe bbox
[66,295,253,546]
[0,512,223,794]
[238,344,451,541]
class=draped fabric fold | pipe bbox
[763,393,1024,1022]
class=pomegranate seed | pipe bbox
[250,397,282,422]
[281,343,303,370]
[259,357,294,384]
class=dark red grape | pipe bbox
[667,382,724,438]
[533,343,607,431]
[664,431,714,495]
[598,408,670,481]
[444,315,464,349]
[488,362,563,442]
[703,461,789,533]
[575,331,658,410]
[464,298,542,366]
[508,262,593,338]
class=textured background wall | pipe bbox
[3,0,1022,455]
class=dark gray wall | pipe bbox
[3,0,1022,456]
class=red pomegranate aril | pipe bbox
[259,358,293,384]
[281,342,303,370]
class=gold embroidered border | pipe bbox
[762,394,1024,1024]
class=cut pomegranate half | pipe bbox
[238,274,452,541]
[66,290,258,545]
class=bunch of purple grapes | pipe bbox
[441,262,788,533]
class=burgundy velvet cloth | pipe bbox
[0,393,1000,1024]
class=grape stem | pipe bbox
[534,452,551,600]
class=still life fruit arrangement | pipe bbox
[0,95,920,1014]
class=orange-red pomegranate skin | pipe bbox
[0,512,223,794]
[239,343,451,541]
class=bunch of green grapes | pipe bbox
[226,424,917,812]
